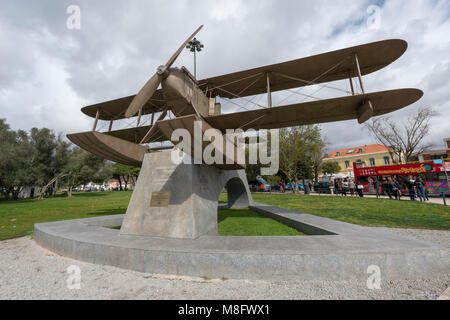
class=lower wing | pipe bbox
[205,89,423,131]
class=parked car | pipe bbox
[284,183,304,192]
[314,181,332,194]
[270,184,281,192]
[248,176,271,192]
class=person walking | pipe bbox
[373,177,381,198]
[415,177,428,202]
[405,176,416,201]
[342,179,348,197]
[349,179,355,197]
[356,179,364,197]
[382,178,392,199]
[338,180,344,196]
[388,177,399,200]
[393,177,402,200]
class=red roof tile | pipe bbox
[325,144,389,159]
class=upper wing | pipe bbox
[81,90,167,120]
[205,89,423,130]
[198,40,407,99]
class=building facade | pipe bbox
[322,144,394,176]
[414,138,450,161]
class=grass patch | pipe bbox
[105,226,121,230]
[219,193,227,204]
[0,191,131,240]
[1,191,448,240]
[251,193,450,230]
[103,208,305,236]
[218,209,304,236]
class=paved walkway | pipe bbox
[1,230,448,299]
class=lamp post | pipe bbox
[186,37,204,78]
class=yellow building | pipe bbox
[322,144,393,176]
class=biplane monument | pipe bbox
[67,25,423,239]
[35,26,450,281]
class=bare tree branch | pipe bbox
[364,107,438,163]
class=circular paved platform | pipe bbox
[33,203,449,281]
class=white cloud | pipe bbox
[0,0,449,152]
[211,0,246,21]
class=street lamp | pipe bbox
[186,37,204,78]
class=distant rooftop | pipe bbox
[324,144,389,159]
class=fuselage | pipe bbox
[161,67,219,118]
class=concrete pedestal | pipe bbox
[120,152,252,239]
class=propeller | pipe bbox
[125,25,204,118]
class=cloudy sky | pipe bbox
[1,0,449,152]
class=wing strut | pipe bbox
[354,53,365,94]
[139,108,168,144]
[92,109,99,131]
[348,71,355,95]
[266,72,272,108]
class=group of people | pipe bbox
[276,175,430,202]
[331,175,430,202]
[278,182,313,194]
[332,179,364,197]
[376,176,429,202]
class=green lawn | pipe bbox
[218,209,304,236]
[0,191,132,240]
[105,209,305,236]
[250,193,450,230]
[1,191,449,240]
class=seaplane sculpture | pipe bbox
[68,25,423,170]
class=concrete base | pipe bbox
[120,152,252,239]
[34,203,450,281]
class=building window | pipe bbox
[345,161,350,168]
[384,157,390,165]
[355,160,365,168]
[358,149,364,154]
[336,152,342,156]
[431,154,447,160]
[369,158,375,166]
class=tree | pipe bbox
[0,118,113,200]
[365,107,437,163]
[112,164,140,191]
[62,148,112,197]
[0,120,35,200]
[320,161,341,176]
[279,125,325,193]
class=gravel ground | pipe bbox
[0,228,448,300]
